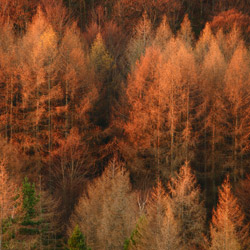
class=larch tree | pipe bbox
[70,157,137,250]
[59,21,96,135]
[195,22,214,64]
[20,7,60,153]
[210,175,249,250]
[224,42,250,182]
[153,15,173,51]
[123,46,167,187]
[89,32,115,127]
[177,14,195,48]
[215,24,243,62]
[133,182,182,250]
[126,12,153,70]
[199,38,227,205]
[236,174,250,223]
[160,39,198,177]
[41,0,70,39]
[168,163,206,249]
[210,9,250,45]
[0,22,20,143]
[20,7,62,193]
[0,0,38,33]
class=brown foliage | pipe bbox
[113,0,182,33]
[210,9,250,44]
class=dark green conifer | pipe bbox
[20,177,40,235]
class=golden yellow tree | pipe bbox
[70,157,137,250]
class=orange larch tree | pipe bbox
[122,46,166,186]
[236,175,250,223]
[210,175,249,250]
[224,42,250,182]
[199,37,227,205]
[168,163,206,249]
[160,39,198,176]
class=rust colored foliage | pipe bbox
[236,175,250,223]
[210,9,250,44]
[210,175,249,250]
[0,0,38,32]
[113,0,182,33]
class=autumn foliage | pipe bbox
[0,0,249,249]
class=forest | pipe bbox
[0,0,249,249]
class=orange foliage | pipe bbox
[236,175,250,223]
[0,0,38,31]
[210,9,250,44]
[210,175,249,249]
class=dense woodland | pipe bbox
[0,0,250,249]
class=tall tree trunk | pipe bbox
[65,78,69,137]
[10,77,13,143]
[170,80,174,175]
[185,85,190,162]
[156,79,160,181]
[48,75,52,189]
[234,111,238,183]
[212,122,216,205]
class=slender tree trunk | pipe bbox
[65,79,69,137]
[170,81,174,175]
[204,99,207,201]
[39,168,42,250]
[185,86,190,162]
[156,79,160,181]
[48,75,52,190]
[5,80,8,141]
[0,173,3,250]
[234,112,238,183]
[36,75,39,140]
[212,122,216,205]
[10,77,13,143]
